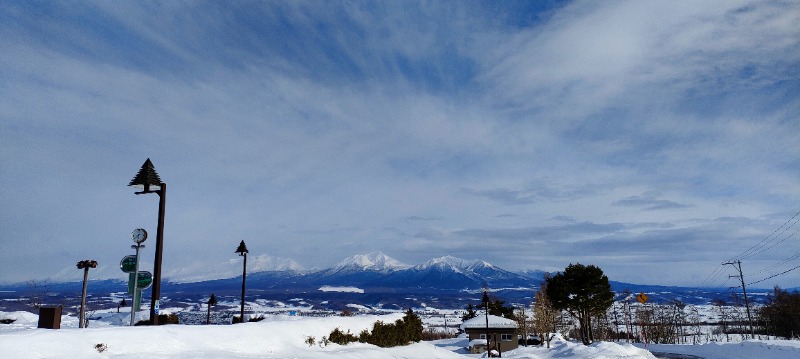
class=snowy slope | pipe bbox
[4,309,798,358]
[0,310,654,358]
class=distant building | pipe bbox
[461,314,518,355]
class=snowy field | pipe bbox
[2,310,800,358]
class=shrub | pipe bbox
[135,313,180,326]
[305,336,316,347]
[327,309,424,348]
[421,328,453,341]
[94,343,108,353]
[329,327,358,345]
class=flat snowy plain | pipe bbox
[2,310,800,358]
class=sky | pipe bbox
[1,0,798,287]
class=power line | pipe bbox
[747,265,800,287]
[740,227,800,261]
[734,210,800,261]
[696,263,729,288]
[696,209,800,290]
[749,250,800,277]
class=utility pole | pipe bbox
[723,260,754,339]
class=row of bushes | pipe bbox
[328,309,423,348]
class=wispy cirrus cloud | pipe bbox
[613,192,692,211]
[0,1,798,287]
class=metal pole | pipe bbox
[130,243,142,326]
[150,183,166,325]
[724,260,754,339]
[484,292,490,354]
[240,251,247,323]
[79,267,89,328]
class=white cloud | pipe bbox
[0,1,798,287]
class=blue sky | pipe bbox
[1,0,798,287]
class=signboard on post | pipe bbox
[120,255,137,273]
[128,271,152,312]
[637,292,649,304]
[128,271,153,293]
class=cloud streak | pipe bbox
[0,0,798,287]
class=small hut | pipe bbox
[461,314,518,355]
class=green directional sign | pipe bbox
[128,271,153,292]
[120,255,137,273]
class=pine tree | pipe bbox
[545,263,614,345]
[462,303,478,321]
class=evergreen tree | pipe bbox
[545,263,614,345]
[332,308,423,348]
[487,298,517,320]
[401,308,423,343]
[462,303,478,321]
[478,291,517,320]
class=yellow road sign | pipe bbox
[637,292,649,304]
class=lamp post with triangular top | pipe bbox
[128,158,166,325]
[235,240,249,323]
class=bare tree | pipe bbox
[533,282,558,348]
[713,299,731,342]
[25,279,51,309]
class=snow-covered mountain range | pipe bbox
[165,254,304,283]
[326,251,411,274]
[161,251,537,290]
[0,250,773,312]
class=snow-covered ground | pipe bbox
[1,309,799,358]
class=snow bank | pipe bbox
[2,310,798,359]
[0,313,461,358]
[496,334,657,359]
[647,340,800,359]
[319,285,365,293]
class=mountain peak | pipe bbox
[417,256,477,272]
[332,251,409,272]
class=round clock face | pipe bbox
[132,228,148,244]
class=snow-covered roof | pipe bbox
[468,339,488,346]
[460,314,518,330]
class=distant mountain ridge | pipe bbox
[165,254,304,283]
[164,251,533,288]
[328,251,410,273]
[0,251,776,309]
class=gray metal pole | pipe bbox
[130,243,143,326]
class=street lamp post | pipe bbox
[128,158,166,325]
[235,240,249,323]
[206,293,217,325]
[76,260,98,329]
